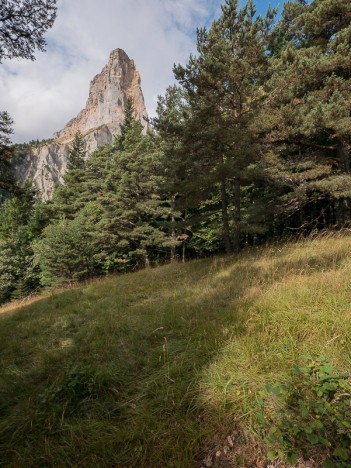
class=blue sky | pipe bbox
[204,1,282,27]
[0,0,284,143]
[245,0,282,16]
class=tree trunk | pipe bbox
[338,138,350,173]
[232,178,241,254]
[331,202,336,226]
[144,252,151,268]
[182,241,186,263]
[170,195,176,262]
[170,238,176,262]
[220,177,232,254]
[321,207,327,229]
[337,199,345,227]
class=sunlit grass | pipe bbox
[1,233,351,466]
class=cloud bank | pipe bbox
[0,0,221,143]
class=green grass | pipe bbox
[1,233,351,467]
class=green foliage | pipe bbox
[0,0,57,62]
[0,185,43,303]
[258,356,351,466]
[0,231,38,302]
[117,97,136,151]
[258,0,351,231]
[0,111,17,200]
[157,0,277,253]
[34,217,95,287]
[67,131,86,171]
[39,365,108,419]
[3,0,351,302]
[40,109,174,285]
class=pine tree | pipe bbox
[162,0,276,253]
[117,97,136,151]
[0,0,57,62]
[259,0,351,230]
[34,216,95,287]
[49,132,88,219]
[0,111,17,201]
[154,86,190,260]
[0,111,13,145]
[0,184,42,302]
[40,108,172,279]
[98,121,171,269]
[67,131,86,171]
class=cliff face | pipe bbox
[16,49,148,200]
[54,48,148,143]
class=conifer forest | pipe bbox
[0,0,350,301]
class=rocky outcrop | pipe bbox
[16,49,148,200]
[54,48,148,143]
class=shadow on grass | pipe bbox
[0,237,350,467]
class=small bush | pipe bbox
[257,356,351,467]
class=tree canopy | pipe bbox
[0,0,57,62]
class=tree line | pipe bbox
[0,0,350,303]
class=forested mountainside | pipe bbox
[0,0,350,304]
[0,0,351,301]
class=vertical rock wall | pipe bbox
[16,48,148,200]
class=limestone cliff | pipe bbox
[16,48,148,199]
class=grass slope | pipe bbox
[1,234,351,467]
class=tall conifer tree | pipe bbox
[260,0,351,229]
[0,111,17,200]
[163,0,275,253]
[67,131,86,171]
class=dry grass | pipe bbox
[0,293,47,317]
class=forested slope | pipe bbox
[1,0,351,303]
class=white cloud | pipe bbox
[0,0,220,143]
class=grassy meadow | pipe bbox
[1,233,351,467]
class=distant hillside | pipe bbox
[1,234,351,467]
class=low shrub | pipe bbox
[257,356,351,467]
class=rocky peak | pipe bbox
[55,48,148,142]
[17,49,148,200]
